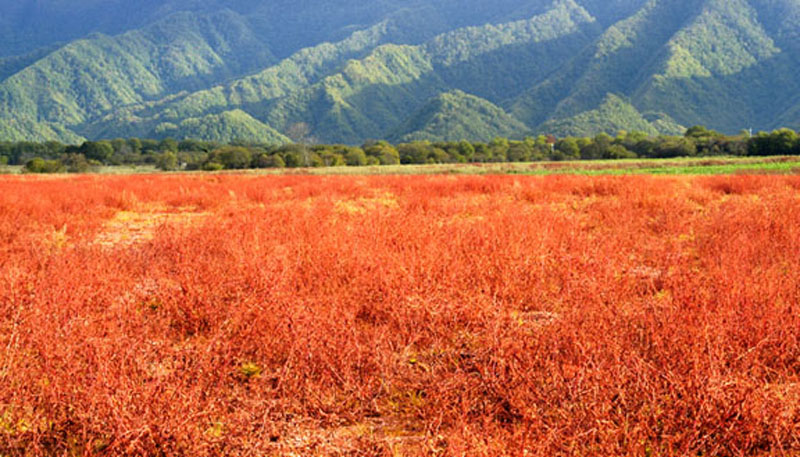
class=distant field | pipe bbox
[251,156,800,176]
[3,156,800,176]
[1,174,798,456]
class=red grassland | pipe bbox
[0,174,799,456]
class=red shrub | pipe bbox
[0,174,798,456]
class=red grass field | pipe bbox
[1,174,799,456]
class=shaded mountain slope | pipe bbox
[1,0,799,143]
[389,90,530,142]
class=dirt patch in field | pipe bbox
[333,191,399,215]
[263,417,434,456]
[94,205,210,248]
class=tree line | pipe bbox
[2,126,799,173]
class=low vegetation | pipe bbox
[1,174,798,455]
[2,125,799,174]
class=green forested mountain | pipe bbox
[0,0,798,144]
[537,94,685,137]
[389,90,530,142]
[154,110,290,144]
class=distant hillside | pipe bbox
[537,94,685,137]
[153,110,290,143]
[1,0,798,144]
[390,90,530,142]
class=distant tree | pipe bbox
[489,137,510,162]
[425,147,445,163]
[472,143,492,162]
[178,151,208,170]
[344,147,368,166]
[580,133,613,160]
[526,136,550,161]
[254,153,285,168]
[795,130,800,155]
[44,141,66,157]
[748,129,797,156]
[554,138,580,161]
[140,139,160,155]
[685,125,717,139]
[606,144,637,159]
[24,157,64,173]
[178,139,212,152]
[286,122,314,166]
[79,141,114,163]
[202,162,223,171]
[507,141,532,162]
[685,125,725,155]
[364,141,400,165]
[317,149,345,167]
[61,153,97,173]
[110,138,128,154]
[457,140,475,162]
[128,138,143,155]
[159,138,179,153]
[209,146,253,169]
[155,151,179,171]
[398,142,431,164]
[651,137,696,158]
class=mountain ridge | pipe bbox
[0,0,798,144]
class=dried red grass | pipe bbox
[0,174,799,456]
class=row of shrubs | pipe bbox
[4,125,799,173]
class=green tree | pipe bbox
[179,151,208,170]
[61,153,97,173]
[209,146,253,169]
[398,142,431,164]
[178,139,212,152]
[79,141,114,163]
[472,143,492,162]
[457,140,475,162]
[318,150,345,167]
[202,162,224,171]
[651,137,696,158]
[489,137,510,162]
[44,141,66,157]
[507,141,532,162]
[554,138,580,161]
[128,138,143,155]
[155,151,179,171]
[159,138,179,153]
[24,157,64,173]
[344,147,368,166]
[606,144,637,159]
[748,129,798,156]
[282,150,303,168]
[254,153,285,168]
[364,141,400,165]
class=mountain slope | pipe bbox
[538,93,684,136]
[154,109,290,143]
[390,90,530,142]
[1,0,799,144]
[0,119,85,144]
[0,10,274,142]
[633,0,790,130]
[511,0,800,134]
[79,0,595,144]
